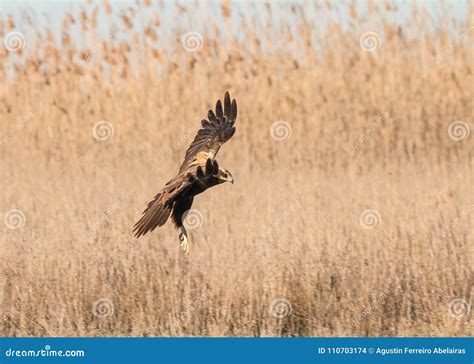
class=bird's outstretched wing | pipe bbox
[132,172,191,238]
[179,91,237,172]
[133,159,219,238]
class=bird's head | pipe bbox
[216,168,234,184]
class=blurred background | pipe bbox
[0,0,472,337]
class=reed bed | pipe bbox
[0,1,472,336]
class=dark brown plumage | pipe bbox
[133,92,237,252]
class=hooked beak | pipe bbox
[219,170,234,184]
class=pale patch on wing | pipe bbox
[179,92,237,172]
[195,150,215,164]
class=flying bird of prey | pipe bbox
[133,92,237,253]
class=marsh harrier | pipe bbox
[133,92,237,253]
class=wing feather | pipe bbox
[215,100,223,119]
[179,91,237,171]
[133,174,192,238]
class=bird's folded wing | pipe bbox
[133,172,193,238]
[179,91,237,172]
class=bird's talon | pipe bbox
[179,233,189,254]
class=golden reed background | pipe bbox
[0,1,472,336]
